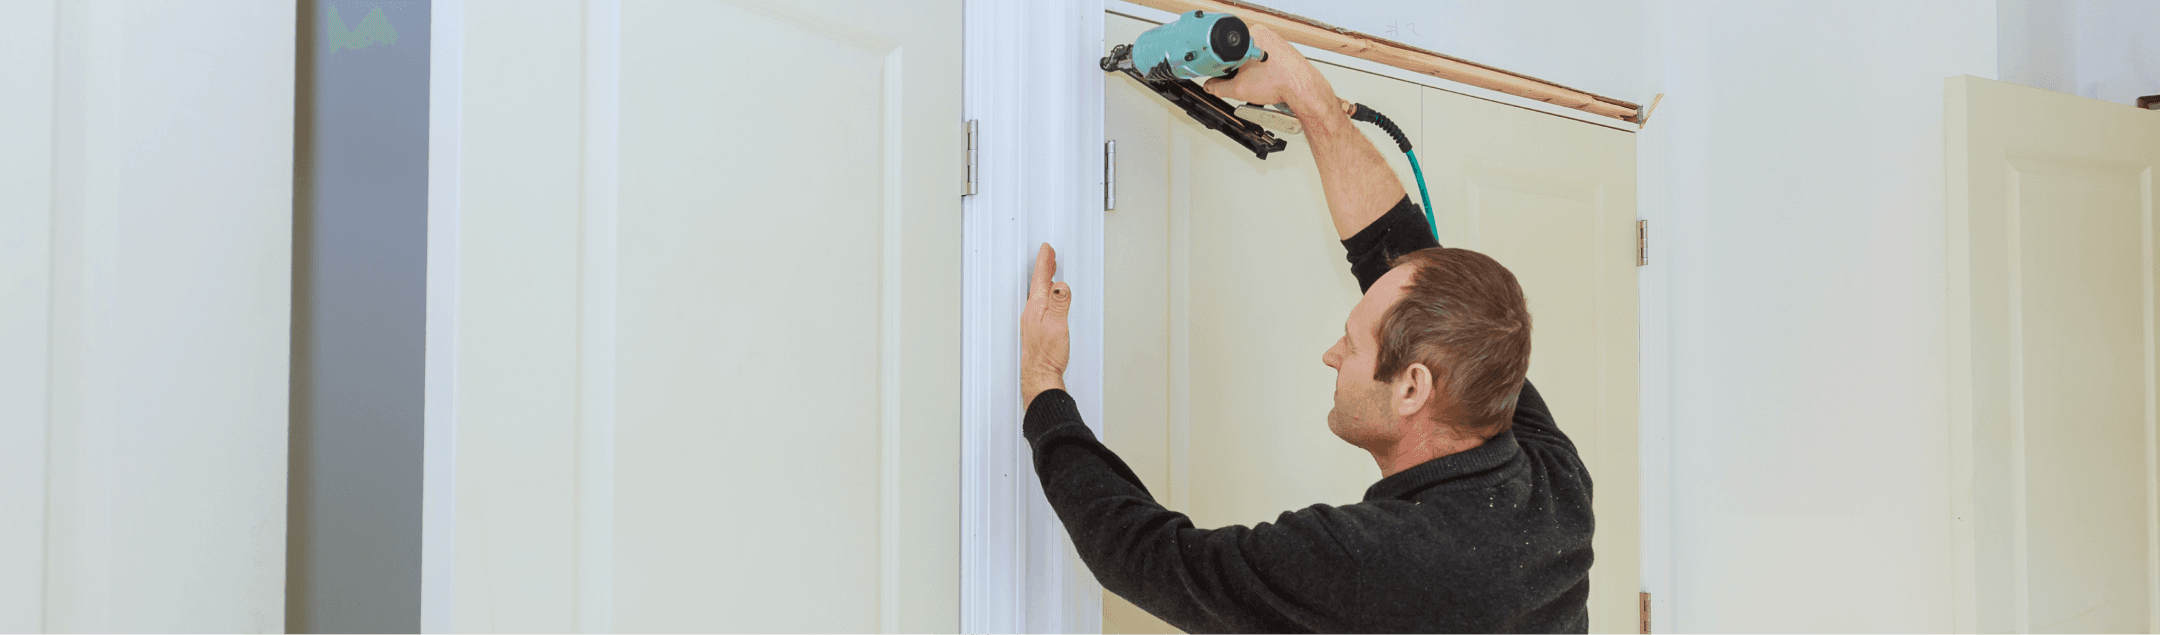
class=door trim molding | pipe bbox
[1105,1,1639,133]
[959,0,1107,631]
[573,1,621,631]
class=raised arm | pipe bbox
[1204,23,1407,240]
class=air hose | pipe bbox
[1347,103,1437,242]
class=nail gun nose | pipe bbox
[1098,44,1131,73]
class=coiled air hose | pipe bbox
[1347,103,1437,242]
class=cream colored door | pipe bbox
[1946,75,2160,634]
[1,2,294,631]
[434,0,960,631]
[1102,12,1639,633]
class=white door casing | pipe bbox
[958,0,1109,632]
[1946,74,2160,634]
[0,1,295,631]
[1102,9,1640,633]
[427,0,960,630]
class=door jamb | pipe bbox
[959,0,1108,632]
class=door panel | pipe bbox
[443,0,959,631]
[1102,11,1639,633]
[615,2,887,630]
[1,1,294,631]
[1947,75,2160,634]
[2018,160,2148,634]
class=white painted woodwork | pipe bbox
[1103,12,1639,633]
[1947,74,2160,634]
[1102,1,1639,136]
[957,0,1109,632]
[0,1,294,631]
[430,0,960,631]
[0,2,58,627]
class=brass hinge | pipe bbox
[1639,592,1652,634]
[1636,219,1649,266]
[1104,140,1117,211]
[963,119,979,197]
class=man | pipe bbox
[1017,22,1593,633]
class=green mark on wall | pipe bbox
[328,6,398,53]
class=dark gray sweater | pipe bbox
[1023,198,1594,633]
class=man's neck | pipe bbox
[1369,425,1488,478]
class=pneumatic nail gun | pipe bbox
[1100,9,1437,236]
[1100,10,1291,159]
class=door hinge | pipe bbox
[1639,592,1651,634]
[1636,219,1649,266]
[963,119,979,197]
[1104,140,1117,211]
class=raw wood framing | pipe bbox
[1127,0,1642,122]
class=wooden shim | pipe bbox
[1128,0,1641,122]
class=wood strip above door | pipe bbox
[1124,0,1641,122]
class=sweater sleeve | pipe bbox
[1024,390,1363,633]
[1342,195,1440,293]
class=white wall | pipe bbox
[1998,0,2160,106]
[1649,1,1993,631]
[0,1,294,631]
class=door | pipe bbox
[432,0,960,631]
[1,1,294,631]
[1102,11,1640,633]
[1946,75,2160,633]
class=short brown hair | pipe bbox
[1372,248,1532,436]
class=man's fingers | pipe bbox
[1203,75,1237,98]
[1029,242,1057,299]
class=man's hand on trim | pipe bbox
[1020,242,1071,408]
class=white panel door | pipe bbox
[0,1,295,631]
[434,0,960,631]
[1947,75,2160,634]
[1102,11,1639,634]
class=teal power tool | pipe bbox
[1100,10,1437,238]
[1100,10,1283,158]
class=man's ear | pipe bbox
[1393,362,1434,418]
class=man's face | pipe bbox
[1323,266,1417,450]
